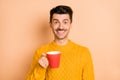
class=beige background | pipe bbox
[0,0,120,80]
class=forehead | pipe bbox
[52,13,70,21]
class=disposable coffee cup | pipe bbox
[46,51,61,68]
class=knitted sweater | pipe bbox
[26,40,94,80]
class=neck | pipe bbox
[54,38,69,45]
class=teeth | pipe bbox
[57,31,64,34]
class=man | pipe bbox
[26,5,94,80]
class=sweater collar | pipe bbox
[50,39,72,49]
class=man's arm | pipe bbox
[82,48,94,80]
[25,49,47,80]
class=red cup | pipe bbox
[46,51,61,68]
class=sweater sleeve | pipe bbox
[82,48,94,80]
[25,49,46,80]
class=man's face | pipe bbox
[50,13,72,40]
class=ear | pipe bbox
[70,23,72,28]
[49,22,52,28]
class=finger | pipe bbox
[38,57,49,68]
[41,53,46,57]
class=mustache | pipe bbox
[56,28,67,31]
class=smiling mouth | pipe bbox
[56,29,66,34]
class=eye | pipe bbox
[64,21,68,24]
[54,21,58,24]
[53,21,58,24]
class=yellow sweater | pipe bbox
[26,40,94,80]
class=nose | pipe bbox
[59,23,64,29]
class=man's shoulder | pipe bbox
[71,41,91,56]
[33,43,52,56]
[71,41,88,50]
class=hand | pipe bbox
[38,53,49,68]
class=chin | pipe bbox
[56,36,67,40]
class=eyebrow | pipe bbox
[63,19,69,21]
[52,19,58,21]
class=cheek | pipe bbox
[51,26,57,31]
[66,25,71,29]
[52,25,59,30]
